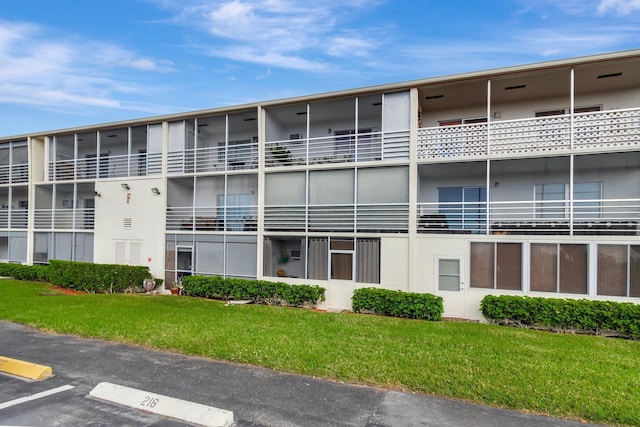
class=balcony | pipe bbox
[166,205,258,232]
[264,203,409,233]
[167,140,258,175]
[265,130,410,167]
[48,152,161,181]
[417,108,640,161]
[417,198,640,236]
[33,208,95,230]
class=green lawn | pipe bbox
[1,280,639,426]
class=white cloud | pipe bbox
[598,0,640,14]
[0,20,175,110]
[161,0,382,71]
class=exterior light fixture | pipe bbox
[94,191,101,197]
[121,183,130,190]
[151,187,160,195]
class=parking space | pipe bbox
[0,364,197,426]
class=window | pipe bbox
[597,244,640,297]
[534,182,602,219]
[438,187,486,232]
[530,243,588,294]
[330,239,354,280]
[470,242,522,290]
[438,259,460,291]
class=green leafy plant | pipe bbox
[0,263,50,282]
[352,287,443,321]
[181,275,325,307]
[269,144,291,163]
[47,260,151,293]
[480,295,640,339]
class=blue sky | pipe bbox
[1,0,639,137]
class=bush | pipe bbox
[480,295,640,339]
[48,260,151,293]
[181,275,326,307]
[352,287,443,321]
[0,263,50,282]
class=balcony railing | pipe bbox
[264,203,409,233]
[168,141,259,175]
[48,152,161,181]
[417,198,640,235]
[0,208,27,229]
[417,108,640,161]
[166,205,258,232]
[0,164,28,184]
[34,208,95,230]
[265,130,410,167]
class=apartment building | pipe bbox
[2,49,639,320]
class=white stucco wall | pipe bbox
[93,177,166,282]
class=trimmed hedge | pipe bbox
[181,275,325,307]
[352,287,443,321]
[48,260,151,293]
[480,295,640,339]
[0,263,50,282]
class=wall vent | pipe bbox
[123,218,132,228]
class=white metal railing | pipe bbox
[33,208,95,230]
[417,198,640,235]
[166,205,258,231]
[417,107,640,161]
[48,152,161,181]
[573,108,640,149]
[168,141,259,175]
[265,130,409,167]
[264,203,409,233]
[0,164,28,184]
[0,209,27,229]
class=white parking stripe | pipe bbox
[0,385,74,410]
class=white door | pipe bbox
[435,257,466,318]
[114,240,141,265]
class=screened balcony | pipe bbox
[264,167,409,233]
[33,183,95,230]
[0,141,28,184]
[264,92,410,168]
[48,125,162,181]
[166,175,258,232]
[167,112,259,175]
[417,153,640,236]
[0,186,28,229]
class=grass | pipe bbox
[1,280,639,426]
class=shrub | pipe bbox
[181,275,326,307]
[0,263,50,282]
[48,260,151,293]
[352,287,443,321]
[480,295,640,339]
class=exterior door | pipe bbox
[176,245,193,283]
[435,257,466,318]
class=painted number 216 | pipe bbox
[141,396,159,408]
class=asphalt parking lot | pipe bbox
[0,321,605,427]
